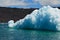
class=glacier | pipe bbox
[8,6,60,31]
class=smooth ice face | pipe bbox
[8,20,14,28]
[8,6,60,31]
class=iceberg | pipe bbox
[8,6,60,31]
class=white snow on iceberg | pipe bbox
[8,6,60,31]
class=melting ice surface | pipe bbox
[8,6,60,31]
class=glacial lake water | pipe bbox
[0,23,60,40]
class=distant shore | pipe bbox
[0,7,38,23]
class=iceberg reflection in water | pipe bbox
[8,6,60,31]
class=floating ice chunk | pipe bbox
[8,6,60,31]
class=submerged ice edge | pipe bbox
[8,6,60,31]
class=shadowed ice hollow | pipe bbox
[8,6,60,31]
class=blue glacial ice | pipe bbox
[8,6,60,31]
